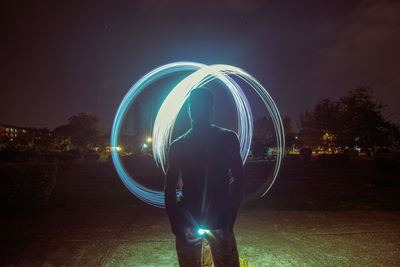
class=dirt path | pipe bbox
[4,208,397,266]
[102,209,400,266]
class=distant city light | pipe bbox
[142,143,148,148]
[147,137,152,142]
[110,146,122,151]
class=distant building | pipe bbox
[0,124,51,144]
[0,124,28,142]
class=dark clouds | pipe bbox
[1,0,399,130]
[311,0,400,119]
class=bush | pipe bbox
[67,149,82,159]
[83,151,100,161]
[299,148,312,161]
[0,143,19,161]
[343,149,359,157]
[44,152,59,162]
[55,150,80,167]
[0,143,51,162]
[317,153,351,168]
[0,162,57,211]
[374,153,400,172]
[0,143,34,162]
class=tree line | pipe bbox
[253,87,399,156]
[0,113,104,162]
[2,87,399,158]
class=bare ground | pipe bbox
[1,159,399,266]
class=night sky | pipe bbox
[1,0,399,131]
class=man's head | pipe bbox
[188,88,214,126]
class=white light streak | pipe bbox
[110,62,285,208]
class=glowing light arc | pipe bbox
[111,62,285,208]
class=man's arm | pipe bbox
[165,142,184,237]
[226,132,245,230]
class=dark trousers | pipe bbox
[175,227,240,267]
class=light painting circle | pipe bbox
[111,62,285,208]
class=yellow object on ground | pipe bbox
[240,257,249,267]
[201,239,212,267]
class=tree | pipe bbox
[253,115,297,155]
[299,98,341,152]
[131,102,145,153]
[339,87,399,154]
[253,116,274,151]
[282,115,297,152]
[53,113,103,151]
[251,116,272,158]
[298,87,400,154]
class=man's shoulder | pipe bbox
[213,125,239,141]
[170,130,191,149]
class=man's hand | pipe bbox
[171,220,186,239]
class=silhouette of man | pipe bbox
[165,88,244,267]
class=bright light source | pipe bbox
[198,228,210,236]
[111,146,122,152]
[142,143,148,148]
[147,137,152,142]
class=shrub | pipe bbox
[67,149,82,159]
[374,153,400,172]
[343,148,359,157]
[44,152,59,162]
[299,148,312,161]
[0,143,50,162]
[83,151,100,161]
[317,153,351,168]
[0,144,17,161]
[0,162,57,211]
[55,151,80,167]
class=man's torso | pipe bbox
[171,125,237,229]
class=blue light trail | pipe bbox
[111,62,285,208]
